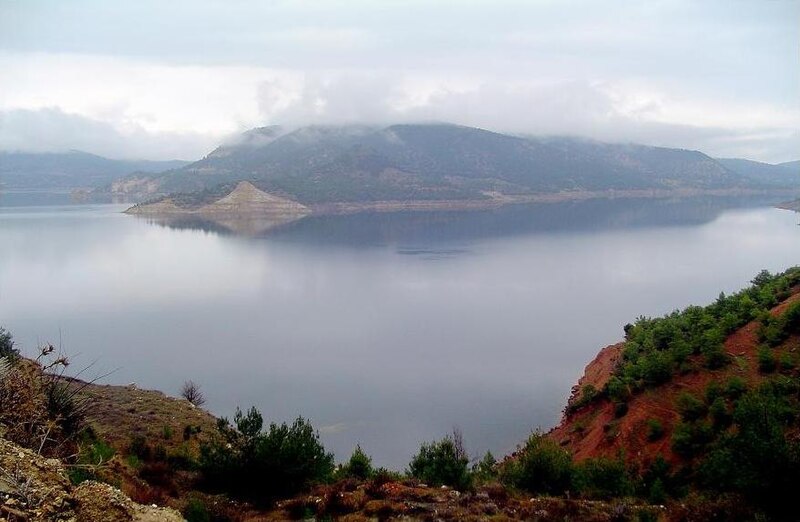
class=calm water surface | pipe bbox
[0,194,798,467]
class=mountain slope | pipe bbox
[550,267,800,469]
[717,157,799,187]
[0,150,189,190]
[119,124,780,207]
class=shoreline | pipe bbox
[125,187,798,219]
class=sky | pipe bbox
[0,0,797,162]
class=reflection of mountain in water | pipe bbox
[140,196,783,247]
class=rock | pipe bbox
[73,481,184,522]
[0,437,184,522]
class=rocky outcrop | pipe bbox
[126,181,310,219]
[0,437,184,521]
[199,181,309,216]
[72,482,184,522]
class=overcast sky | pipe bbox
[0,0,797,161]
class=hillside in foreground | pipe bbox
[3,267,800,520]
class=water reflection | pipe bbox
[0,196,797,468]
[141,196,782,246]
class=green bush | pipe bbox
[0,327,17,359]
[757,346,777,373]
[408,432,471,490]
[68,431,116,485]
[699,387,800,516]
[702,344,729,369]
[199,407,334,505]
[614,268,800,396]
[676,392,706,422]
[724,376,747,399]
[568,384,599,411]
[708,397,731,429]
[573,457,634,499]
[646,419,664,441]
[472,451,498,483]
[640,456,673,503]
[128,435,152,461]
[183,498,211,522]
[779,352,796,371]
[606,377,630,404]
[500,431,574,495]
[672,421,713,457]
[338,444,373,480]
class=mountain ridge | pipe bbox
[0,150,189,190]
[118,124,798,207]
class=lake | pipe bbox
[0,193,798,468]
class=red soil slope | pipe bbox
[549,291,800,467]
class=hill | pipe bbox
[117,124,798,214]
[549,267,800,513]
[0,150,189,190]
[716,157,799,188]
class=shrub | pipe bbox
[574,457,634,499]
[370,467,403,486]
[68,431,115,484]
[500,431,574,495]
[408,431,471,490]
[641,456,673,503]
[676,392,707,422]
[183,498,211,522]
[128,435,152,461]
[339,444,374,480]
[606,377,630,404]
[199,408,334,505]
[183,424,202,440]
[724,376,747,399]
[704,381,722,404]
[779,352,796,371]
[702,344,730,369]
[613,401,629,418]
[640,352,672,385]
[0,348,88,457]
[708,397,731,429]
[672,421,713,457]
[0,327,17,359]
[646,419,664,441]
[568,384,599,411]
[699,388,800,516]
[757,346,777,373]
[473,451,498,483]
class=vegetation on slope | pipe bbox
[557,267,800,519]
[118,123,786,207]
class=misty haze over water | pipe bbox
[1,195,798,467]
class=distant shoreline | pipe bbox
[126,186,799,219]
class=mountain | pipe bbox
[0,150,189,190]
[118,124,791,210]
[716,157,799,187]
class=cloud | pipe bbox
[0,108,221,160]
[257,75,800,162]
[0,1,797,162]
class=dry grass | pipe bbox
[69,379,218,455]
